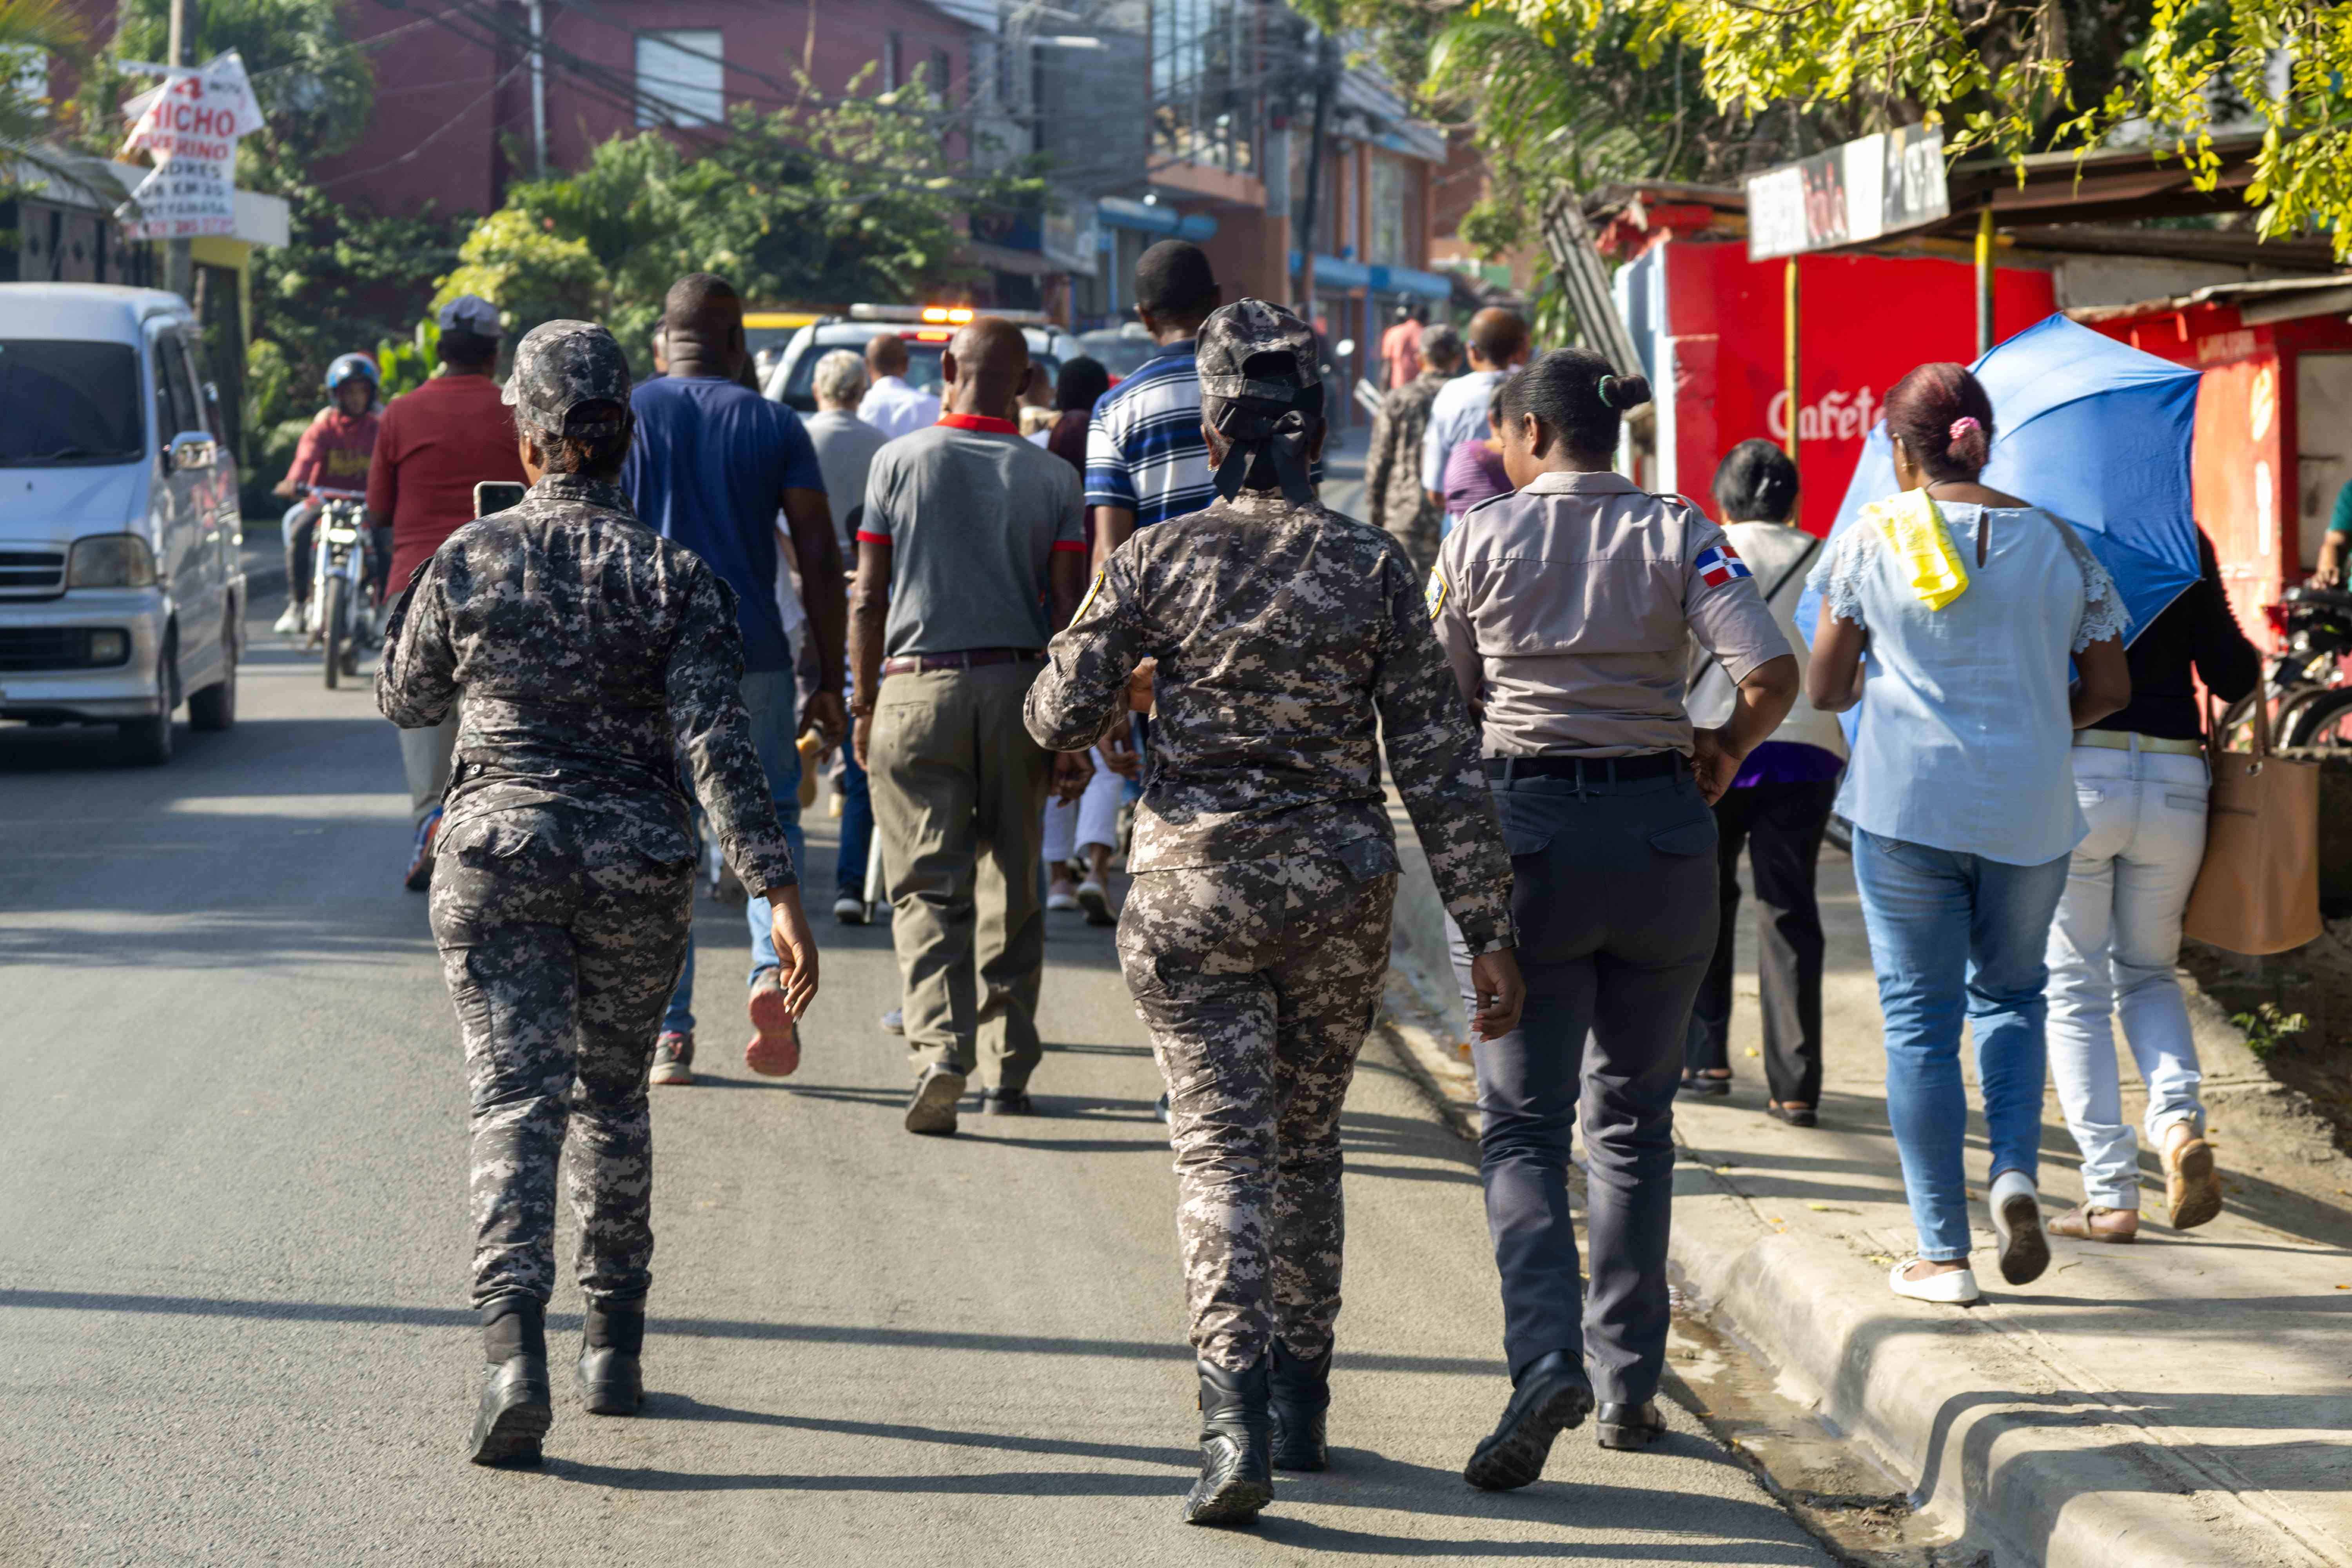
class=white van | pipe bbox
[0,284,244,764]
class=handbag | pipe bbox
[2181,692,2322,955]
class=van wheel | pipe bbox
[189,620,238,732]
[118,657,176,766]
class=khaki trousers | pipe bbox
[869,661,1052,1091]
[399,709,460,831]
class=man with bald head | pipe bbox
[1421,306,1532,521]
[622,271,846,1087]
[851,316,1093,1135]
[857,332,942,439]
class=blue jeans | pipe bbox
[661,668,806,1036]
[1851,828,2070,1261]
[837,736,872,901]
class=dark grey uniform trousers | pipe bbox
[430,807,694,1309]
[1451,766,1717,1405]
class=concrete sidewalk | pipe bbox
[1383,813,2352,1568]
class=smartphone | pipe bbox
[474,480,527,517]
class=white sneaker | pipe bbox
[1988,1169,2050,1285]
[1888,1258,1980,1305]
[832,894,867,925]
[272,604,302,635]
[1046,883,1080,912]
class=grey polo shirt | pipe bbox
[804,408,889,550]
[1428,468,1791,757]
[859,417,1086,659]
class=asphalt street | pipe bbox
[0,580,1834,1567]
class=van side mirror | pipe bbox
[166,432,218,472]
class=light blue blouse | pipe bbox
[1808,502,2126,867]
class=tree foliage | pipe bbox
[441,71,1040,374]
[0,0,89,191]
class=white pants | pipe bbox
[2043,743,2209,1210]
[1042,747,1120,867]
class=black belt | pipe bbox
[880,648,1045,676]
[1485,753,1684,784]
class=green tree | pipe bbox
[441,69,1040,374]
[0,0,88,192]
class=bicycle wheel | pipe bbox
[2285,687,2352,748]
[322,574,347,691]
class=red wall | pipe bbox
[1662,238,2058,535]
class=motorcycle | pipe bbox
[304,488,376,689]
[2221,584,2352,748]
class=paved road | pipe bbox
[0,586,1831,1566]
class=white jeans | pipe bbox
[1042,747,1120,867]
[2043,743,2209,1209]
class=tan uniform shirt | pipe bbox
[1428,469,1790,757]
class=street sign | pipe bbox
[1746,124,1949,261]
[114,51,265,242]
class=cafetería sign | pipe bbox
[114,51,266,242]
[1744,124,1949,262]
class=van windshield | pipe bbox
[0,340,145,467]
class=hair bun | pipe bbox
[1946,414,1989,470]
[1601,372,1652,411]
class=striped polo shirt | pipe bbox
[1083,345,1213,531]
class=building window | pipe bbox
[885,31,904,93]
[1370,155,1414,267]
[635,29,724,128]
[931,47,951,103]
[1152,0,1254,174]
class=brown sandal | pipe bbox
[2046,1204,2138,1243]
[2163,1125,2223,1230]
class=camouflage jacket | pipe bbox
[1363,370,1447,541]
[376,472,797,895]
[1024,488,1515,955]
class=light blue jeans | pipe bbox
[1851,828,2071,1261]
[2043,745,2210,1209]
[661,668,805,1036]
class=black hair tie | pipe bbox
[1211,399,1317,506]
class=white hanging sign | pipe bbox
[115,51,265,241]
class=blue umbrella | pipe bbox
[1798,313,2205,650]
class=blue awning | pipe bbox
[1098,197,1218,241]
[1286,254,1453,298]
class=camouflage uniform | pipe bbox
[377,320,795,1312]
[1025,301,1514,1373]
[1363,367,1450,572]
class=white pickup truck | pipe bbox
[0,284,243,764]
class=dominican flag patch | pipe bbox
[1694,543,1752,588]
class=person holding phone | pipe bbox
[378,320,816,1469]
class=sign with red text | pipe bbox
[1745,124,1948,262]
[116,52,264,241]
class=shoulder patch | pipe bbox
[1073,566,1107,625]
[1425,565,1449,620]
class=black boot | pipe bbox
[1182,1358,1273,1526]
[1463,1349,1593,1492]
[1268,1341,1331,1472]
[469,1296,552,1467]
[577,1300,646,1416]
[1596,1399,1668,1450]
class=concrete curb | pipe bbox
[1376,833,2350,1568]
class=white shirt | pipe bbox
[1420,368,1508,492]
[856,374,941,441]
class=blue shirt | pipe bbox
[1809,501,2126,866]
[621,376,824,673]
[1084,346,1213,532]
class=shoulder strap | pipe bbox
[1759,532,1823,608]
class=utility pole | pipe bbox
[164,0,194,302]
[1294,29,1334,314]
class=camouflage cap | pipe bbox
[503,319,632,432]
[1195,298,1318,404]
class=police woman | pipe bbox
[379,321,817,1467]
[1429,349,1798,1487]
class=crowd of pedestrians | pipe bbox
[339,234,2252,1527]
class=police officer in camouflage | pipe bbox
[377,320,819,1468]
[1026,300,1524,1528]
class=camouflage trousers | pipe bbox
[1117,844,1398,1371]
[429,806,693,1309]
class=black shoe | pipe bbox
[1678,1071,1732,1098]
[577,1300,645,1416]
[1183,1358,1274,1526]
[1595,1399,1668,1450]
[469,1296,552,1467]
[1463,1349,1593,1491]
[982,1088,1035,1116]
[1764,1102,1818,1128]
[1269,1341,1331,1472]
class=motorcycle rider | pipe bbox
[272,354,382,637]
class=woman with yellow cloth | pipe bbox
[1806,362,2132,1307]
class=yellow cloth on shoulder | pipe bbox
[1862,490,1969,610]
